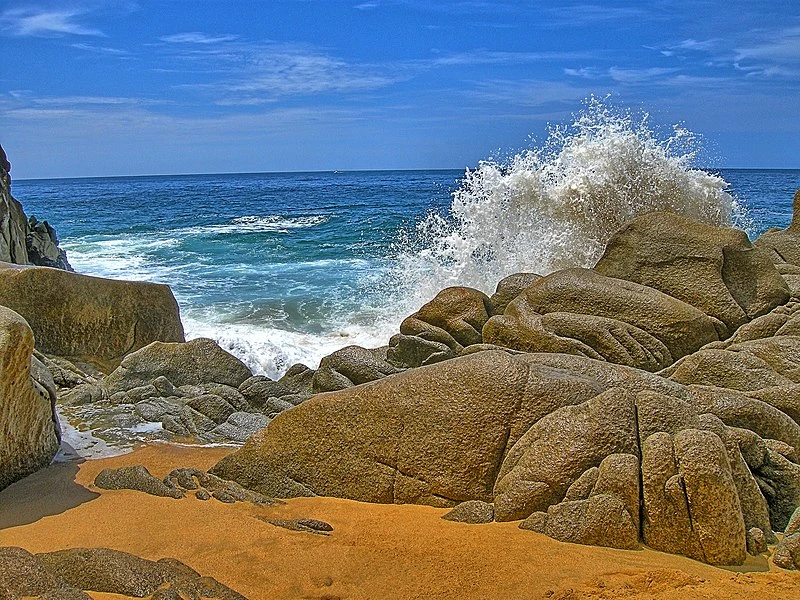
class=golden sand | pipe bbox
[0,444,797,599]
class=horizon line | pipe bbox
[13,165,800,183]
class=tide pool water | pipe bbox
[13,105,800,378]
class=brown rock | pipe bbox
[543,494,639,550]
[0,307,59,491]
[211,351,609,505]
[441,500,495,524]
[400,286,493,348]
[493,388,639,521]
[312,345,402,393]
[0,263,184,371]
[490,272,542,314]
[104,338,251,395]
[595,211,790,334]
[483,268,719,370]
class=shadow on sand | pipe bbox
[0,443,100,530]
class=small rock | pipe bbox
[746,527,768,555]
[94,466,184,499]
[774,532,800,570]
[195,489,211,501]
[519,511,548,533]
[261,518,333,535]
[441,500,495,524]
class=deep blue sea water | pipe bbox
[12,167,799,377]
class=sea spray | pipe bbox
[387,97,743,314]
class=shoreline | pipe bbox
[1,442,797,599]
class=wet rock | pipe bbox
[211,412,270,443]
[186,394,236,424]
[483,268,718,371]
[59,383,105,406]
[400,286,493,349]
[441,500,495,524]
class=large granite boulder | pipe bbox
[0,263,184,371]
[312,345,403,393]
[104,338,251,395]
[0,306,60,491]
[595,211,789,336]
[482,268,719,371]
[212,350,617,505]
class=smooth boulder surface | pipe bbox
[483,268,719,371]
[104,338,251,395]
[387,286,492,368]
[0,263,184,371]
[595,211,789,336]
[0,306,60,491]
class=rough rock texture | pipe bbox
[94,465,185,499]
[755,190,800,266]
[0,145,71,271]
[774,533,800,570]
[212,351,615,505]
[489,272,542,315]
[441,500,495,524]
[493,389,639,521]
[0,306,59,491]
[595,211,789,336]
[0,263,184,371]
[0,547,248,599]
[387,286,492,368]
[104,338,250,394]
[312,345,403,393]
[483,268,719,371]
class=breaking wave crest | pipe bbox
[388,97,744,313]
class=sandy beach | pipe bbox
[0,443,796,599]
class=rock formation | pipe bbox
[0,263,185,372]
[0,144,72,271]
[0,306,60,491]
[0,546,247,599]
[211,198,800,567]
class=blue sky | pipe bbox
[1,0,798,178]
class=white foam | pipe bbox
[385,97,743,314]
[180,214,329,235]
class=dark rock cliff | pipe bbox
[0,145,72,271]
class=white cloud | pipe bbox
[608,66,679,83]
[71,42,130,56]
[160,32,240,44]
[0,7,102,37]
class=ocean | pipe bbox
[11,108,800,379]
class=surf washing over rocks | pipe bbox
[15,98,763,380]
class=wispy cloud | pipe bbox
[160,32,240,44]
[608,66,680,83]
[428,49,594,66]
[735,25,800,63]
[161,39,404,103]
[0,7,102,37]
[542,3,650,26]
[71,42,130,56]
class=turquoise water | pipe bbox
[13,167,797,377]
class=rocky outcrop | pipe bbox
[595,211,789,336]
[0,306,60,491]
[0,546,247,599]
[0,144,72,271]
[483,268,719,371]
[0,263,185,371]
